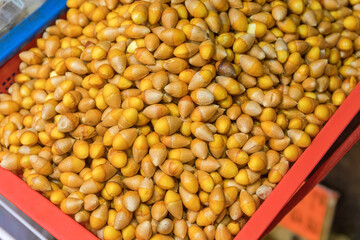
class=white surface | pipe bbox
[0,198,48,240]
[0,195,55,240]
[0,227,16,240]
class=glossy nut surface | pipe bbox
[0,0,357,238]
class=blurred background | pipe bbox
[0,0,46,37]
[266,139,360,240]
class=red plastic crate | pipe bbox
[1,20,360,240]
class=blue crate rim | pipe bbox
[0,0,68,67]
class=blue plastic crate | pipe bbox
[0,0,67,66]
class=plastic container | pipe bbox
[0,0,47,37]
[0,2,360,240]
[0,0,66,66]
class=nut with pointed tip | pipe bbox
[123,191,141,212]
[218,158,239,178]
[191,138,209,160]
[269,159,289,183]
[92,161,117,182]
[287,129,311,148]
[185,0,208,18]
[209,185,225,215]
[227,148,249,165]
[242,135,266,154]
[239,190,256,217]
[41,100,57,120]
[196,207,217,227]
[112,128,138,150]
[90,204,108,230]
[26,173,51,192]
[143,104,170,119]
[216,76,245,95]
[60,197,83,215]
[84,194,99,212]
[60,172,83,188]
[179,186,201,212]
[309,59,328,78]
[49,137,73,155]
[160,159,184,177]
[159,28,186,47]
[173,219,187,239]
[164,190,183,219]
[154,116,183,136]
[122,175,143,191]
[224,186,239,208]
[235,167,261,186]
[188,70,214,90]
[138,178,154,202]
[134,47,156,65]
[191,122,214,141]
[260,121,284,139]
[70,124,96,140]
[161,6,177,28]
[266,150,281,170]
[208,134,225,158]
[153,170,175,190]
[135,220,152,240]
[163,58,188,74]
[160,134,190,148]
[123,64,150,81]
[58,156,85,173]
[149,143,167,167]
[57,113,79,132]
[132,135,149,163]
[156,218,173,235]
[238,55,264,77]
[164,81,188,98]
[180,170,198,194]
[114,208,132,230]
[79,178,104,194]
[167,148,194,163]
[197,170,215,193]
[226,132,249,149]
[191,88,215,106]
[190,105,219,122]
[142,89,163,105]
[248,151,267,172]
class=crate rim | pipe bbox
[0,1,360,239]
[0,0,67,66]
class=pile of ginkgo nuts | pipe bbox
[0,0,359,239]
